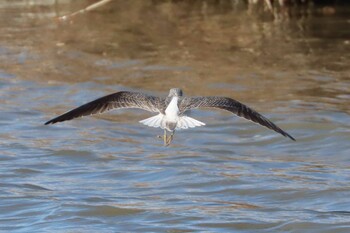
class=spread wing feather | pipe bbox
[45,91,164,125]
[179,96,295,141]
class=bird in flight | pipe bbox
[45,88,295,146]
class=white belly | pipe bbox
[165,97,179,121]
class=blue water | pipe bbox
[1,1,350,232]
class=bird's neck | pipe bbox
[165,96,179,118]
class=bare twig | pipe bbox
[264,0,274,13]
[57,0,112,21]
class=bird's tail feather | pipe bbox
[139,114,164,128]
[176,116,205,130]
[139,114,205,130]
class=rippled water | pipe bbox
[1,1,350,232]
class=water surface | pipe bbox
[1,1,350,232]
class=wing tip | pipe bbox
[280,130,296,141]
[286,133,296,141]
[44,119,55,125]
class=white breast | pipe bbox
[165,97,179,120]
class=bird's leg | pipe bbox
[166,131,175,146]
[163,129,167,146]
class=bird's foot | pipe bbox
[165,134,174,146]
[158,130,174,146]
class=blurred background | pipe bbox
[1,0,350,232]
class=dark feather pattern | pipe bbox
[45,88,295,142]
[179,96,295,141]
[45,91,165,125]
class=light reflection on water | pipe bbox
[1,1,350,232]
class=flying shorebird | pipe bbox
[45,88,295,146]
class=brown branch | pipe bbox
[57,0,112,21]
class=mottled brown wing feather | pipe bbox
[45,91,165,125]
[179,96,295,141]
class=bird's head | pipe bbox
[168,88,183,97]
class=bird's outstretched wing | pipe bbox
[179,96,295,141]
[45,91,164,125]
